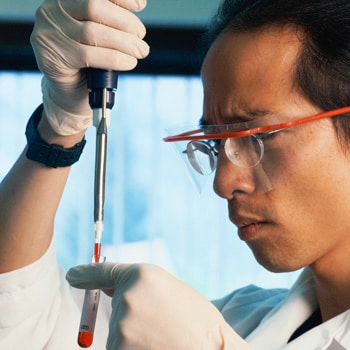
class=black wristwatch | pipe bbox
[25,104,86,168]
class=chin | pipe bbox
[253,252,303,273]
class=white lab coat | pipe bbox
[1,242,350,349]
[0,243,110,350]
[214,268,350,349]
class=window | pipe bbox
[0,72,298,299]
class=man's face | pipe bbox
[201,26,350,274]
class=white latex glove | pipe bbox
[66,262,252,350]
[30,0,149,135]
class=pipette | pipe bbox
[78,68,118,348]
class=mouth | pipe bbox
[228,199,272,241]
[230,209,269,241]
[237,221,267,241]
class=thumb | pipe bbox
[66,262,117,290]
[66,261,138,291]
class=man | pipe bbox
[1,0,349,349]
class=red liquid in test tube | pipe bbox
[78,331,94,348]
[77,250,104,348]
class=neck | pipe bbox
[311,263,350,321]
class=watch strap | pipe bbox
[25,104,86,168]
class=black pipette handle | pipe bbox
[87,68,119,110]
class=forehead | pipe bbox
[201,25,308,124]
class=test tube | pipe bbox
[78,254,105,348]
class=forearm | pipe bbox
[0,110,85,273]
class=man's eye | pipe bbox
[257,129,282,141]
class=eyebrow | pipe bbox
[199,109,272,126]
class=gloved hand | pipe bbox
[66,262,252,350]
[30,0,149,135]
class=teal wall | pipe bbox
[0,0,221,26]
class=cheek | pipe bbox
[258,174,334,271]
[272,138,350,238]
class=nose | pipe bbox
[213,152,257,199]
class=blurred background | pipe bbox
[0,0,299,300]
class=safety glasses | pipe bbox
[164,106,350,176]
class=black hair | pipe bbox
[203,0,350,145]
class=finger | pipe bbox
[66,262,138,290]
[81,44,147,71]
[61,0,147,38]
[78,22,150,59]
[67,42,147,71]
[109,0,147,12]
[63,20,150,69]
[66,262,116,289]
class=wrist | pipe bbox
[41,77,92,136]
[38,109,86,148]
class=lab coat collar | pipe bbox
[246,268,350,350]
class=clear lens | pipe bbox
[224,135,264,168]
[185,135,264,175]
[186,140,217,175]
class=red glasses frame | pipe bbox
[163,106,350,142]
